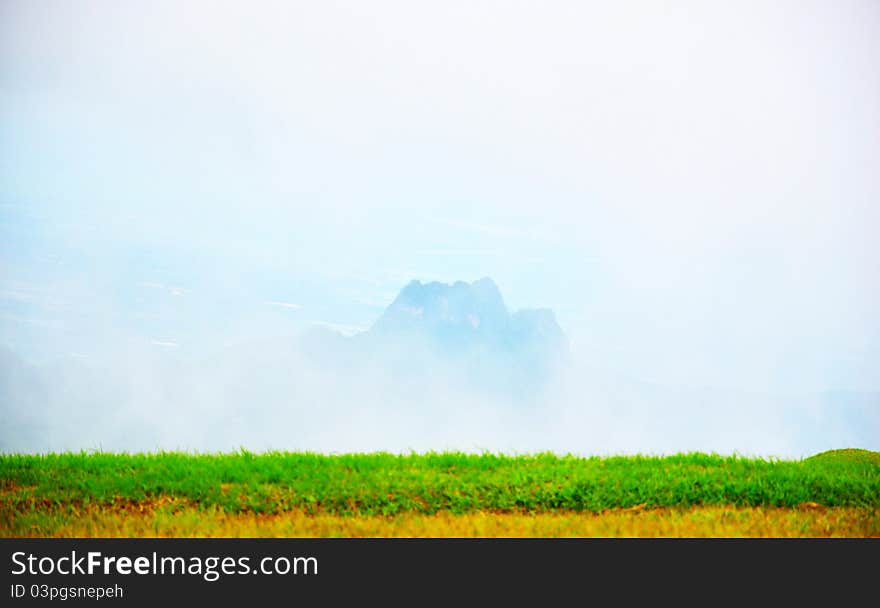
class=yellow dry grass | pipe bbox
[5,504,878,538]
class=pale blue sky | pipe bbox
[2,0,879,394]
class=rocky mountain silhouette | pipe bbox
[299,277,569,399]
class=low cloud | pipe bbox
[1,323,876,458]
[266,301,303,310]
[149,339,179,348]
[138,282,189,297]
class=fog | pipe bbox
[2,2,879,456]
[2,307,877,458]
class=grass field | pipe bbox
[2,448,878,537]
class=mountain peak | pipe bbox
[300,278,568,399]
[369,277,566,356]
[372,277,509,337]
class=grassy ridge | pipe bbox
[3,450,879,516]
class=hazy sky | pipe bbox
[2,0,879,394]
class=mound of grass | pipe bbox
[2,449,878,519]
[805,449,880,467]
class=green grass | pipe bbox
[806,448,880,467]
[2,449,879,517]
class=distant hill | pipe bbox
[299,277,569,399]
[372,277,566,353]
